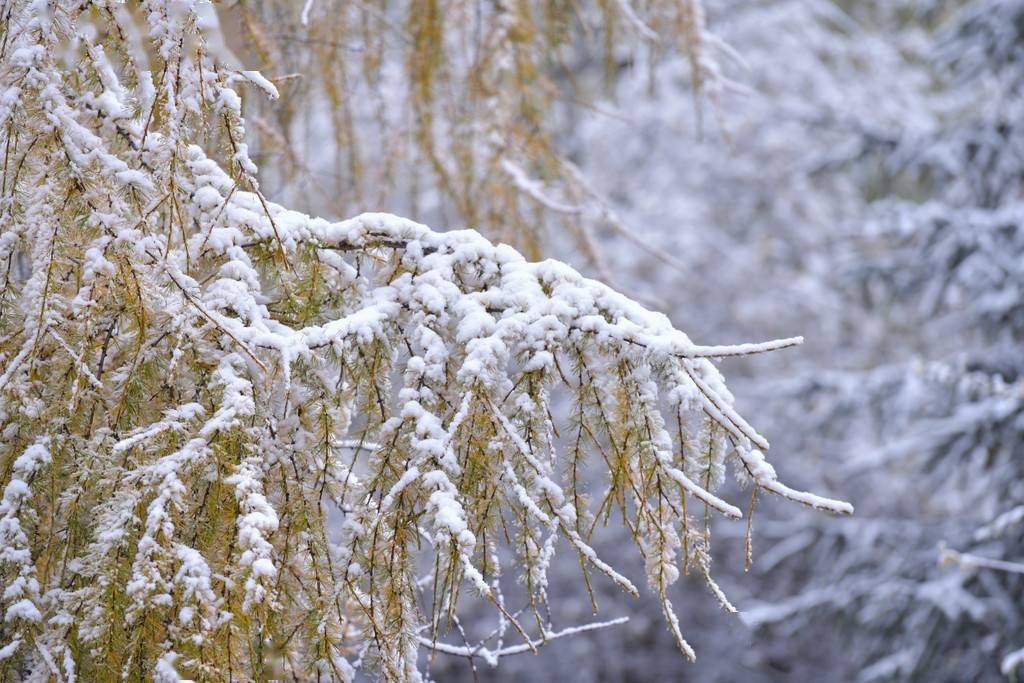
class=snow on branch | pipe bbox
[417,616,631,666]
[939,544,1024,576]
[0,1,848,680]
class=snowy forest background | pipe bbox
[1,0,1022,681]
[233,1,1023,680]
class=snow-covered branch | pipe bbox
[0,1,848,680]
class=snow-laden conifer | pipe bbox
[0,2,848,679]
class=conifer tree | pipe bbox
[0,2,849,680]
